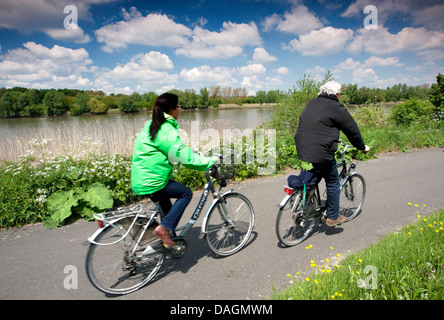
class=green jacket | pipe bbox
[131,113,216,195]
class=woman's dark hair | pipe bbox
[149,92,179,140]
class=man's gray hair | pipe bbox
[319,81,342,96]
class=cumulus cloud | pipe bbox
[95,51,178,93]
[95,10,192,52]
[275,67,289,75]
[286,27,354,56]
[342,0,444,31]
[0,0,114,43]
[333,56,405,87]
[262,4,323,35]
[347,26,444,55]
[0,42,94,88]
[176,22,262,59]
[179,65,236,86]
[237,64,266,76]
[251,48,277,63]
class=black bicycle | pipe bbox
[276,140,366,246]
[85,155,254,295]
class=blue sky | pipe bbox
[0,0,443,95]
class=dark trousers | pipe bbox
[148,180,193,232]
[312,159,340,220]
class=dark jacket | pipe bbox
[294,94,365,163]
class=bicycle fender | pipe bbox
[87,216,129,244]
[199,189,233,238]
[278,194,293,209]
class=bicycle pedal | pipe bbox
[168,237,187,259]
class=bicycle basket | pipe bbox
[213,164,236,180]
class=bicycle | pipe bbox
[276,140,366,247]
[85,156,255,295]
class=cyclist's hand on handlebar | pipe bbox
[363,145,370,153]
[212,155,221,164]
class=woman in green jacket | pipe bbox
[131,93,217,247]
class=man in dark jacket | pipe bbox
[295,81,369,226]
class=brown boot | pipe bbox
[326,215,346,227]
[153,225,176,247]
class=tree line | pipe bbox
[0,80,437,118]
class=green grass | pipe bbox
[270,208,444,300]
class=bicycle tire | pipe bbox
[85,216,165,295]
[204,192,254,257]
[339,173,366,221]
[276,191,318,247]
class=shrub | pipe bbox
[390,99,434,126]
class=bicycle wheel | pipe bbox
[86,216,165,295]
[204,192,254,256]
[339,173,366,221]
[276,191,318,247]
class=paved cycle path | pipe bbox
[1,147,443,300]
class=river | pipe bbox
[0,107,274,162]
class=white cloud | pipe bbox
[0,0,116,42]
[364,56,403,67]
[334,57,362,71]
[179,65,236,86]
[95,11,192,52]
[0,42,94,88]
[95,52,178,92]
[306,65,326,74]
[347,26,444,55]
[238,64,266,76]
[176,22,262,59]
[286,27,354,56]
[251,47,277,63]
[44,28,91,44]
[262,5,323,35]
[334,56,403,75]
[133,51,174,71]
[342,0,444,31]
[275,67,289,75]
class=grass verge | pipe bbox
[270,208,444,300]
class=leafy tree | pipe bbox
[255,90,266,104]
[429,73,444,120]
[43,90,69,116]
[199,88,210,109]
[70,92,91,115]
[0,91,20,117]
[118,95,138,113]
[180,89,197,109]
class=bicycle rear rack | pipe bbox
[89,204,159,246]
[93,204,156,225]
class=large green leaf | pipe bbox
[82,182,113,210]
[47,190,78,222]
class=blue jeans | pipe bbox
[312,160,340,220]
[148,180,193,232]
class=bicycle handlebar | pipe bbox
[338,139,369,154]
